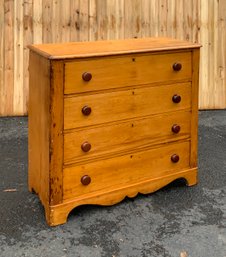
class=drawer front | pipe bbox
[63,141,190,200]
[64,83,191,130]
[64,52,192,94]
[64,111,191,165]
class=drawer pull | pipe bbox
[172,124,181,133]
[82,72,92,82]
[82,105,92,116]
[81,141,91,152]
[171,154,180,163]
[172,94,181,103]
[81,175,91,185]
[173,62,182,71]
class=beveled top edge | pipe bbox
[28,37,201,60]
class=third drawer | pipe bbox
[64,110,191,165]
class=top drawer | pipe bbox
[64,51,192,94]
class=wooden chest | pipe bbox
[28,38,200,226]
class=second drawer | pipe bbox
[64,111,191,165]
[64,82,191,130]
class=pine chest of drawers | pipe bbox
[28,37,200,226]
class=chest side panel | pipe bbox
[28,52,50,208]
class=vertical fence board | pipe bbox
[13,0,23,114]
[96,0,108,40]
[70,0,79,42]
[3,0,14,115]
[200,0,209,108]
[88,0,97,41]
[124,0,141,39]
[23,0,33,113]
[42,0,52,43]
[79,0,89,41]
[140,0,150,37]
[1,0,226,115]
[217,0,226,108]
[33,0,43,43]
[60,0,71,42]
[0,0,4,115]
[150,0,159,37]
[115,0,124,39]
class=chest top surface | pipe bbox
[28,37,200,60]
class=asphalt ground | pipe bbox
[0,110,225,257]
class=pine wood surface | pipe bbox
[0,0,225,115]
[29,37,199,59]
[64,82,191,129]
[64,51,192,94]
[190,49,200,168]
[63,140,190,200]
[49,61,64,205]
[28,37,200,226]
[49,167,197,226]
[64,110,191,165]
[28,52,50,209]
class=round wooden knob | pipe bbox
[172,94,181,103]
[173,63,182,71]
[171,154,180,163]
[81,141,91,152]
[172,124,181,133]
[82,72,92,82]
[82,106,92,116]
[81,175,91,185]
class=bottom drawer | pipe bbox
[63,141,190,200]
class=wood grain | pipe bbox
[49,167,197,226]
[63,141,190,200]
[2,0,14,115]
[29,37,199,59]
[49,61,64,205]
[64,83,192,130]
[64,50,192,94]
[190,49,200,168]
[64,110,191,165]
[0,0,4,115]
[28,52,50,209]
[1,1,226,115]
[28,38,199,226]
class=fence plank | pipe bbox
[0,0,5,115]
[217,0,226,108]
[0,0,226,115]
[13,0,23,114]
[3,0,14,115]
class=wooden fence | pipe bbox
[0,0,226,116]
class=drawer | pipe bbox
[63,141,190,200]
[64,52,192,94]
[64,83,191,130]
[64,111,191,165]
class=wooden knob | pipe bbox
[172,124,181,133]
[173,63,182,71]
[171,154,180,163]
[81,141,91,152]
[82,72,92,82]
[81,175,91,185]
[172,94,181,103]
[82,106,92,116]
